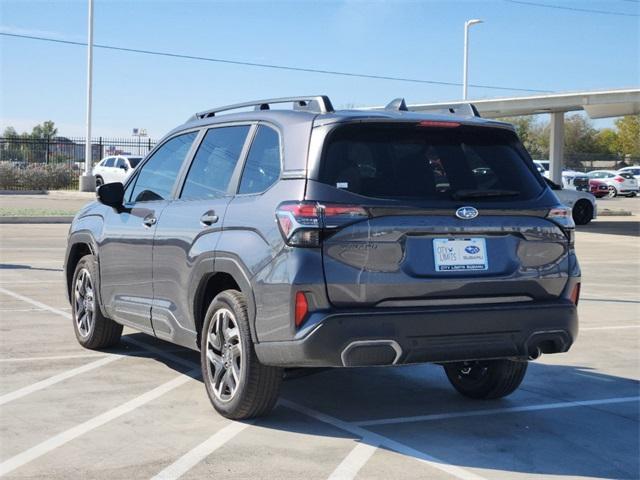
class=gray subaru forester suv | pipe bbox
[64,96,580,419]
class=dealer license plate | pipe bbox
[433,238,488,272]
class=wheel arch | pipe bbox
[193,257,258,348]
[65,232,99,304]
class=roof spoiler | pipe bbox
[189,95,334,121]
[381,98,481,118]
[411,103,482,118]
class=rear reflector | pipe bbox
[295,292,309,327]
[570,283,581,306]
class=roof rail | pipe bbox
[413,103,481,118]
[190,95,334,121]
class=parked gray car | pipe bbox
[64,96,580,419]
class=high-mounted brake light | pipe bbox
[275,202,368,247]
[417,120,460,128]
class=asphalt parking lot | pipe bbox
[0,218,638,479]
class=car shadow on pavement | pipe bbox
[119,332,639,479]
[578,220,640,237]
[0,263,63,272]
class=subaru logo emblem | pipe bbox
[465,245,480,254]
[455,206,478,220]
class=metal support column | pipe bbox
[549,111,564,184]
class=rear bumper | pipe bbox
[255,300,578,367]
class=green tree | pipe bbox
[3,126,18,138]
[30,121,58,139]
[614,115,640,156]
[595,128,620,155]
[497,115,548,158]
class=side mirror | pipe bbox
[119,164,128,171]
[97,182,125,209]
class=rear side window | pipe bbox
[115,158,126,168]
[619,172,635,180]
[181,125,250,199]
[129,132,197,202]
[238,126,281,194]
[319,124,543,202]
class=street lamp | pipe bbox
[79,0,95,191]
[462,18,483,100]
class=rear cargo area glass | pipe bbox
[319,123,543,202]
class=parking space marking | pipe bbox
[280,400,486,480]
[0,368,201,477]
[581,298,640,304]
[0,286,71,319]
[327,441,379,480]
[0,349,188,363]
[151,421,252,480]
[353,396,640,427]
[0,355,122,406]
[581,325,640,331]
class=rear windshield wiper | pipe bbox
[451,189,520,200]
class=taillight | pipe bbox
[547,205,575,244]
[569,283,581,306]
[614,176,624,183]
[417,120,460,128]
[294,291,309,327]
[276,201,368,247]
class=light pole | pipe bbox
[80,0,95,191]
[462,19,483,100]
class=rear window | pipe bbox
[619,172,635,180]
[319,123,543,202]
[128,157,142,168]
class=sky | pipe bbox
[1,0,638,139]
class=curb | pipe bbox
[599,210,633,217]
[0,216,74,224]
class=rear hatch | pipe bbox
[307,121,572,307]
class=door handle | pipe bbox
[200,211,219,226]
[143,215,157,227]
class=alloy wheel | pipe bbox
[205,308,243,402]
[74,268,95,337]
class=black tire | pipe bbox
[95,176,104,188]
[572,200,593,225]
[71,254,123,349]
[627,192,637,198]
[201,290,282,419]
[444,359,527,399]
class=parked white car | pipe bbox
[544,178,597,225]
[587,170,638,197]
[93,155,143,186]
[617,166,640,181]
[533,160,550,179]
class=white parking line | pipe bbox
[0,369,200,477]
[0,349,188,363]
[353,396,640,427]
[281,400,486,480]
[0,286,71,319]
[151,421,252,480]
[581,325,639,331]
[0,355,122,406]
[327,441,379,480]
